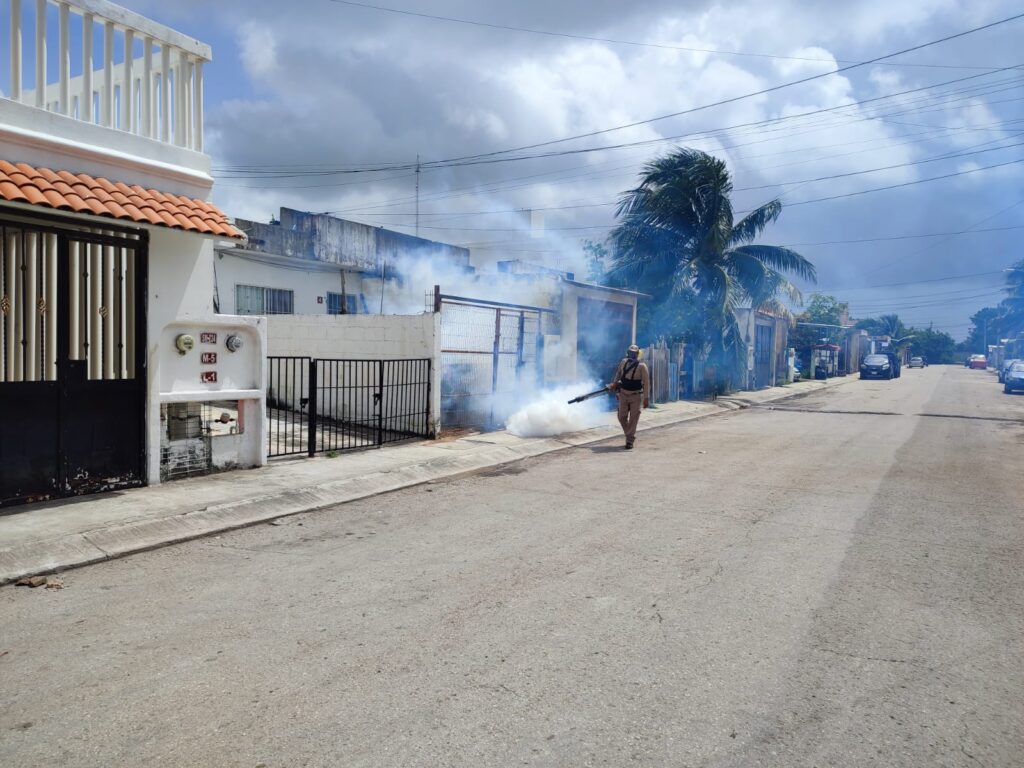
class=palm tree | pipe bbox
[608,148,815,372]
[856,313,907,340]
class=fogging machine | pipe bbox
[567,386,611,405]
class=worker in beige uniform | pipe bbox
[609,344,650,449]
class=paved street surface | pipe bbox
[2,365,1022,767]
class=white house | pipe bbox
[0,0,264,507]
[217,208,473,317]
[215,209,642,434]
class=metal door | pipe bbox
[0,215,147,508]
[576,297,633,382]
[754,323,774,388]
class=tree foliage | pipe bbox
[855,313,908,340]
[581,239,609,284]
[904,327,957,364]
[960,306,1005,355]
[607,149,815,373]
[789,293,849,368]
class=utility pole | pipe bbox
[415,154,420,238]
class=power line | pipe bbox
[782,224,1024,247]
[409,12,1024,166]
[318,104,1024,216]
[321,117,1020,220]
[213,39,1024,177]
[383,155,1024,230]
[858,197,1024,278]
[782,156,1024,208]
[325,0,1014,71]
[813,269,1007,292]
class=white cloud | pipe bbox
[237,20,278,79]
[119,0,1024,336]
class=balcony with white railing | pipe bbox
[3,0,215,196]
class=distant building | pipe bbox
[216,208,472,316]
[735,308,791,388]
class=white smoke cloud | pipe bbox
[506,380,608,437]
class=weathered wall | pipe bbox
[232,208,471,274]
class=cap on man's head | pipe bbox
[627,344,640,353]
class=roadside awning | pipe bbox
[0,159,243,239]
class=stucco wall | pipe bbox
[147,228,266,483]
[267,313,442,436]
[0,98,212,200]
[215,248,436,316]
[216,249,352,315]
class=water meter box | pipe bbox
[160,320,262,395]
[156,316,267,480]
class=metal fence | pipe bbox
[438,296,548,430]
[267,356,431,458]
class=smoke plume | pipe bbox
[505,380,609,437]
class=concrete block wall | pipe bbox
[267,314,435,359]
[267,313,442,436]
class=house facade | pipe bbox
[1,0,263,506]
[735,307,791,389]
[217,208,472,317]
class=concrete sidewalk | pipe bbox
[0,376,854,584]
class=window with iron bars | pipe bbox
[326,292,362,315]
[236,285,294,315]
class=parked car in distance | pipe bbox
[860,354,895,379]
[1004,362,1024,393]
[908,357,924,368]
[968,355,987,370]
[998,359,1020,383]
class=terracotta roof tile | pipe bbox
[37,167,62,183]
[82,197,110,216]
[20,185,48,206]
[86,185,114,204]
[41,189,71,208]
[185,214,209,231]
[154,209,179,228]
[61,193,93,213]
[0,160,243,239]
[103,200,130,219]
[8,172,34,188]
[0,180,28,202]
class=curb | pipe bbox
[0,376,853,585]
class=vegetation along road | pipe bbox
[2,365,1022,767]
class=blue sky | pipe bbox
[14,0,1023,339]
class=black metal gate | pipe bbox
[0,213,148,508]
[267,356,431,458]
[438,295,549,430]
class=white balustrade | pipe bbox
[5,0,212,153]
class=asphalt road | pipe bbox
[2,365,1022,768]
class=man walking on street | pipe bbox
[610,344,650,449]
